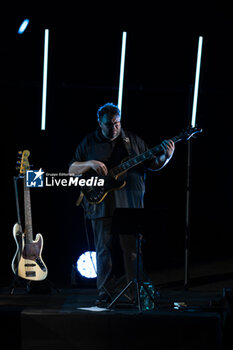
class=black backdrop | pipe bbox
[2,8,233,286]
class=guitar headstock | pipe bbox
[177,127,203,142]
[16,150,30,175]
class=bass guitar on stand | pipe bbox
[12,150,48,281]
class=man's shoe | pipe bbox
[95,292,112,307]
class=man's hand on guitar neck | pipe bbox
[150,139,175,171]
[161,139,175,159]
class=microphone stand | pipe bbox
[184,138,192,290]
[184,85,193,291]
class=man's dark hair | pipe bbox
[97,103,121,122]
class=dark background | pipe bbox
[1,5,233,287]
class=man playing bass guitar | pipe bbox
[69,103,175,306]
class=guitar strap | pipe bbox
[121,129,133,157]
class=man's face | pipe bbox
[99,114,121,141]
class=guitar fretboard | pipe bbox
[109,135,181,177]
[23,177,33,243]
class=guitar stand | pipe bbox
[26,278,61,295]
[9,272,61,295]
[9,272,29,295]
[107,214,160,312]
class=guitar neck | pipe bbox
[23,177,33,243]
[109,134,182,177]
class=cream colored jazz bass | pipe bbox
[12,150,47,281]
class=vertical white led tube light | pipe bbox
[118,32,127,112]
[41,29,49,130]
[191,36,203,127]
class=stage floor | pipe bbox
[0,281,232,350]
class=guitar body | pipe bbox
[12,223,23,274]
[80,171,126,204]
[17,233,48,281]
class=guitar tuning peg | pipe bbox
[16,160,21,164]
